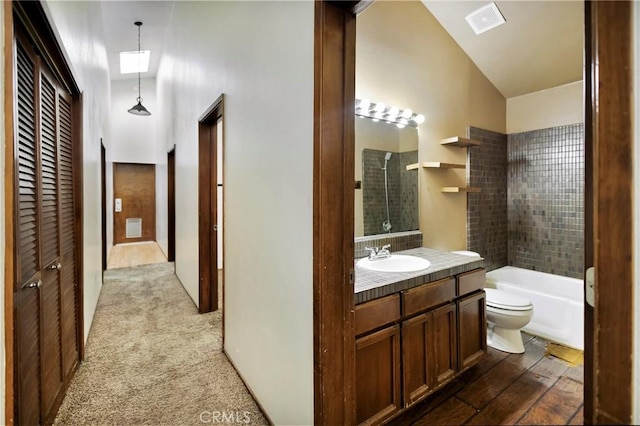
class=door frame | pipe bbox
[197,94,223,314]
[584,2,634,423]
[313,2,359,423]
[4,2,84,423]
[167,145,176,263]
[101,140,106,271]
[314,0,636,423]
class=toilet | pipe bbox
[484,288,533,353]
[451,250,534,354]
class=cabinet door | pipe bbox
[432,303,458,386]
[457,291,487,371]
[402,313,434,407]
[356,325,401,425]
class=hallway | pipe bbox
[54,263,266,425]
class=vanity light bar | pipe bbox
[355,98,425,128]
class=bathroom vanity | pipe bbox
[355,248,487,425]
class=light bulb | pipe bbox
[388,106,399,119]
[401,109,412,119]
[358,99,370,111]
[396,123,406,129]
[414,114,425,124]
[373,102,386,113]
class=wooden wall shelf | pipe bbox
[406,162,466,170]
[440,137,481,148]
[441,187,481,193]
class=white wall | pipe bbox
[42,1,111,342]
[507,80,584,133]
[156,2,314,424]
[156,160,168,257]
[109,78,160,164]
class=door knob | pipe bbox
[22,279,42,290]
[48,262,62,270]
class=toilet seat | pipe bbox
[484,288,532,311]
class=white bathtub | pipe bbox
[485,266,584,350]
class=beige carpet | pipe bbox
[55,262,267,425]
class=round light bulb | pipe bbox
[401,108,413,119]
[414,114,425,124]
[373,102,386,113]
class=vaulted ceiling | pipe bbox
[421,1,584,98]
[97,0,584,99]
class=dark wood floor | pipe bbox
[396,334,584,425]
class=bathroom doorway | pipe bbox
[312,0,636,423]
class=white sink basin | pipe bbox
[357,254,431,273]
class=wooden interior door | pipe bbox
[198,97,223,313]
[13,22,80,425]
[101,141,107,271]
[167,148,175,262]
[14,33,44,426]
[113,163,156,244]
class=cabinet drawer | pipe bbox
[402,278,455,317]
[457,269,486,297]
[355,294,401,336]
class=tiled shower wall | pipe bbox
[468,127,508,272]
[508,124,584,279]
[468,124,584,279]
[362,149,418,236]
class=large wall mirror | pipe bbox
[355,117,419,237]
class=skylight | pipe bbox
[120,50,151,74]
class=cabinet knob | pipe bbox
[22,279,42,290]
[48,262,62,270]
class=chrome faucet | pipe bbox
[365,244,392,260]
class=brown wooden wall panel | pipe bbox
[113,163,156,244]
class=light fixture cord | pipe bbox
[137,22,142,102]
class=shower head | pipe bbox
[384,152,392,161]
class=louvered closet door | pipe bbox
[58,90,79,379]
[14,31,80,425]
[15,38,43,426]
[39,69,64,420]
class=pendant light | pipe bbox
[128,21,151,116]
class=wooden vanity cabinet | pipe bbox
[457,291,487,371]
[355,269,486,425]
[402,302,457,407]
[456,269,487,371]
[355,295,402,425]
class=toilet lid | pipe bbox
[484,288,532,311]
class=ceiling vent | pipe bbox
[465,2,506,35]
